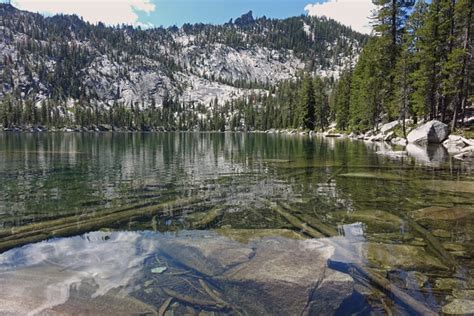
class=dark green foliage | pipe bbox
[331,0,472,132]
[299,75,316,130]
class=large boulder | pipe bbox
[407,120,449,144]
[0,231,355,316]
[219,238,354,315]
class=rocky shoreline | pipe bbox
[2,120,474,163]
[261,120,474,163]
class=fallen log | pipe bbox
[161,288,229,311]
[158,297,173,316]
[328,257,437,315]
[401,214,458,270]
[258,198,324,238]
[192,206,226,229]
[278,201,338,237]
[0,196,211,253]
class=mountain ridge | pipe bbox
[0,3,368,130]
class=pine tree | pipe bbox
[313,76,329,131]
[333,70,352,131]
[299,74,316,130]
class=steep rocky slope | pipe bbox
[0,4,368,111]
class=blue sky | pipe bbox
[11,0,375,34]
[137,0,314,27]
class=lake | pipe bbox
[0,132,473,315]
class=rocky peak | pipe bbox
[234,10,255,27]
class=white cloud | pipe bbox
[305,0,376,34]
[11,0,156,26]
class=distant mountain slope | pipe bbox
[0,4,368,110]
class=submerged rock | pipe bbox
[442,299,474,315]
[435,278,467,290]
[338,172,402,181]
[334,210,404,233]
[421,180,474,194]
[411,206,474,221]
[214,228,304,243]
[404,271,429,289]
[158,235,254,276]
[365,243,448,271]
[407,120,449,144]
[219,238,354,315]
[0,267,157,316]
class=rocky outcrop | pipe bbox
[443,135,466,154]
[407,120,449,144]
[234,10,255,27]
[380,120,399,134]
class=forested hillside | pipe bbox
[330,0,473,133]
[0,3,367,131]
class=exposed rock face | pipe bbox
[0,4,366,112]
[234,10,255,27]
[407,120,449,144]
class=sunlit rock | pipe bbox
[443,135,466,154]
[461,137,474,146]
[454,145,474,160]
[383,131,395,141]
[407,120,449,144]
[380,120,399,135]
[391,137,408,146]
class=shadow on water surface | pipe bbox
[0,132,473,315]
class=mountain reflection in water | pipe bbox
[0,132,472,315]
